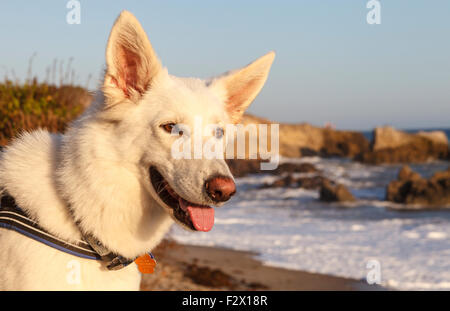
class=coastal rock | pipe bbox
[262,174,327,190]
[432,167,450,181]
[272,162,318,174]
[267,175,297,188]
[241,114,370,159]
[320,128,370,158]
[297,176,327,189]
[319,180,355,202]
[397,165,422,182]
[386,166,450,206]
[225,159,262,177]
[227,117,448,165]
[184,263,236,288]
[358,126,449,164]
[371,126,410,151]
[416,131,449,146]
[226,159,319,177]
[372,127,448,151]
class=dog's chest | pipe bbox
[0,229,141,290]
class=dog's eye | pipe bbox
[214,127,224,139]
[161,123,176,133]
[161,123,183,136]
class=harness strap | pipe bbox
[0,195,100,260]
[0,194,149,270]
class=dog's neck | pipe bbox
[55,113,173,259]
[0,130,83,243]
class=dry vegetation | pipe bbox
[0,78,91,145]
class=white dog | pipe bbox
[0,11,274,290]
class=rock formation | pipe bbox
[386,165,450,207]
[358,126,448,164]
[319,180,356,202]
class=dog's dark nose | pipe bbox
[205,176,236,202]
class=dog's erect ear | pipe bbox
[103,11,162,102]
[210,52,275,123]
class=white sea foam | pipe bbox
[171,157,450,290]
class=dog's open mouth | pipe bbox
[149,166,214,232]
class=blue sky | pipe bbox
[0,1,449,130]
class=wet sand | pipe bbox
[141,240,386,291]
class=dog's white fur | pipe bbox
[0,11,274,290]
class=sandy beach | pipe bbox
[140,240,386,291]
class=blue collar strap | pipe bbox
[0,194,151,271]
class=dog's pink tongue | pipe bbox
[179,198,214,232]
[187,206,214,232]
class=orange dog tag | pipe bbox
[135,253,156,274]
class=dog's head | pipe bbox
[61,11,274,252]
[91,11,275,233]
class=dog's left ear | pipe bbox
[103,11,162,103]
[209,52,275,123]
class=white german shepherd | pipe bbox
[0,11,274,290]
